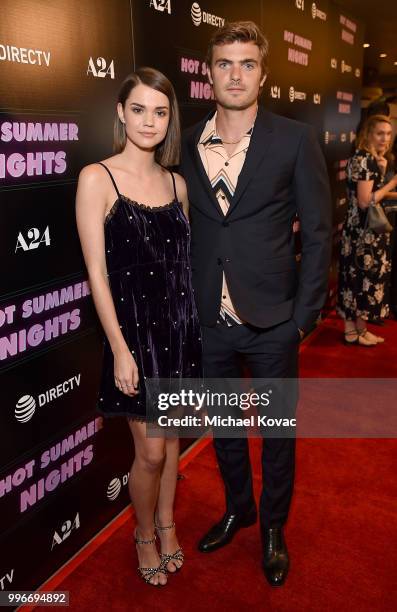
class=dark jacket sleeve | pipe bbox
[292,125,333,332]
[178,130,191,179]
[178,140,185,178]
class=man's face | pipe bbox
[207,41,266,110]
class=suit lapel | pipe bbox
[187,111,224,217]
[226,106,275,217]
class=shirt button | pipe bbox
[222,221,229,227]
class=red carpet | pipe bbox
[299,311,397,377]
[27,313,397,611]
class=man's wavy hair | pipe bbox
[206,21,269,79]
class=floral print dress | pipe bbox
[337,149,391,321]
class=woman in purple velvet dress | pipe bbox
[76,68,201,587]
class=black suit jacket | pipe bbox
[180,106,332,331]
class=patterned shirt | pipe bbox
[198,111,255,325]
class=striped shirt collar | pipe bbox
[199,109,257,146]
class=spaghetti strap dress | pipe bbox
[96,163,202,421]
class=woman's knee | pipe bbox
[136,447,166,472]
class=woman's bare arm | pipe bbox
[357,174,397,209]
[76,164,138,396]
[174,173,189,219]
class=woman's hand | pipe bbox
[114,348,139,396]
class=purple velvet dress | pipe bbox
[96,163,202,421]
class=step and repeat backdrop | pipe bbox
[1,0,363,595]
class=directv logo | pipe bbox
[15,395,36,423]
[191,2,225,27]
[289,87,307,103]
[191,2,202,26]
[14,373,81,423]
[312,2,327,20]
[107,478,122,500]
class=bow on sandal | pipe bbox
[155,521,184,572]
[134,531,168,586]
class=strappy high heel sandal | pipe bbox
[343,329,358,345]
[155,521,184,573]
[362,329,385,343]
[357,328,377,347]
[134,530,168,586]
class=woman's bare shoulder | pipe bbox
[79,154,122,182]
[79,162,106,184]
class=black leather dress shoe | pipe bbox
[198,508,257,553]
[262,527,289,586]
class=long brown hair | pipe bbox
[356,114,394,164]
[206,21,269,79]
[113,67,180,166]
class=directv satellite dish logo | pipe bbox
[311,2,317,19]
[107,478,122,501]
[15,395,36,423]
[191,3,202,26]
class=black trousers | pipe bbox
[202,317,300,529]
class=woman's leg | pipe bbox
[344,318,357,333]
[128,419,167,585]
[344,318,358,343]
[155,436,183,572]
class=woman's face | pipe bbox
[369,121,392,154]
[117,83,170,151]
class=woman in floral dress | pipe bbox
[337,115,397,345]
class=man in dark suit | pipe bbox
[180,21,332,586]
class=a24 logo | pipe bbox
[51,513,80,550]
[87,57,115,79]
[15,227,50,252]
[150,0,172,13]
